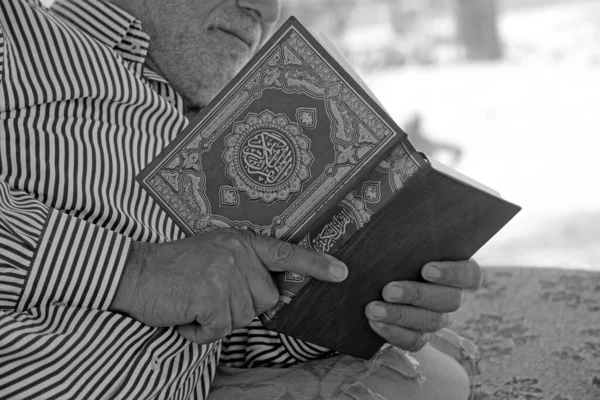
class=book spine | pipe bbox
[261,139,427,322]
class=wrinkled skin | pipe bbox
[111,229,348,344]
[109,0,280,111]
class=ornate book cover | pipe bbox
[136,17,406,241]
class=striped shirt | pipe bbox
[0,1,333,398]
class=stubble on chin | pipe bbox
[146,8,261,110]
[181,43,249,108]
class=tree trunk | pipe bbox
[454,0,503,60]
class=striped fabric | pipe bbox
[0,1,332,399]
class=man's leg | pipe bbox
[338,344,470,400]
[209,344,470,400]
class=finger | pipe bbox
[246,274,279,316]
[248,232,348,282]
[366,302,449,333]
[421,259,482,289]
[228,268,260,327]
[382,281,463,313]
[230,248,280,315]
[246,271,279,315]
[176,318,232,345]
[368,321,432,352]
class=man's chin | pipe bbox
[183,105,202,120]
[181,82,228,118]
[154,48,249,115]
[185,68,245,109]
[184,85,224,110]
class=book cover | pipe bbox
[136,18,406,241]
[260,140,521,359]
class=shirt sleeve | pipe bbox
[0,181,131,312]
[0,306,219,399]
[0,24,4,87]
[220,318,337,368]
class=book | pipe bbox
[137,17,521,360]
[136,17,407,241]
[259,139,520,359]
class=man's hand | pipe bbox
[110,229,348,344]
[365,260,482,352]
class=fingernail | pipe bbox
[370,303,386,319]
[425,264,442,280]
[323,253,348,280]
[327,258,348,280]
[389,285,404,300]
[371,321,385,329]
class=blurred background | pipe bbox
[41,0,600,270]
[278,0,600,271]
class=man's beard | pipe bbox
[145,7,263,112]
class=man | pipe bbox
[0,0,481,399]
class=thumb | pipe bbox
[248,233,348,283]
[176,319,232,345]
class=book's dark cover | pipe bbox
[261,139,427,321]
[136,18,405,241]
[261,140,521,359]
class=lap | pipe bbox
[208,344,470,400]
[338,344,470,400]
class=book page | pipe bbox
[429,158,502,197]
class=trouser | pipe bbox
[208,330,477,400]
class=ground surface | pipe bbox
[452,267,600,399]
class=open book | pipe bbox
[137,17,521,359]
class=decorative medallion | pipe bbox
[222,110,314,204]
[181,151,200,170]
[263,66,282,87]
[296,107,317,129]
[219,186,240,207]
[361,181,382,203]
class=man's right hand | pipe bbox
[109,228,348,344]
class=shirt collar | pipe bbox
[51,0,150,65]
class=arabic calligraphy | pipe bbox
[241,130,295,186]
[312,208,354,253]
[222,109,313,204]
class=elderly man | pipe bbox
[0,0,481,399]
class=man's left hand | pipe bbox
[365,259,482,352]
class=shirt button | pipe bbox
[151,356,160,371]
